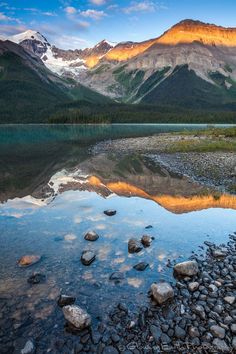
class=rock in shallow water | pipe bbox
[174,260,199,276]
[128,238,143,253]
[84,231,99,242]
[57,295,76,307]
[18,255,41,267]
[104,210,116,216]
[81,251,96,266]
[141,235,152,247]
[27,273,45,284]
[151,282,174,305]
[109,272,125,281]
[133,262,149,271]
[62,305,91,330]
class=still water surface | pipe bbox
[1,124,236,343]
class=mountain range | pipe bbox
[1,19,236,123]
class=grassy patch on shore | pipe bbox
[166,139,236,153]
[165,126,236,153]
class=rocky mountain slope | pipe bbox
[2,19,236,116]
[0,40,111,123]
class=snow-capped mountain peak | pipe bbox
[8,30,50,46]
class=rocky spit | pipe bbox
[3,232,235,353]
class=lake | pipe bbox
[1,124,236,351]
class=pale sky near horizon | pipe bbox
[0,0,236,49]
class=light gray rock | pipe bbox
[21,340,35,354]
[174,260,199,276]
[84,231,99,241]
[151,282,174,305]
[62,305,91,330]
[212,339,230,353]
[210,325,225,339]
[212,248,227,258]
[231,324,236,334]
[224,296,235,305]
[188,281,199,292]
[81,251,96,266]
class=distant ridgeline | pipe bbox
[1,19,236,123]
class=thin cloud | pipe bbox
[24,8,57,17]
[80,9,107,20]
[123,1,156,14]
[90,0,107,5]
[0,24,27,36]
[64,6,77,15]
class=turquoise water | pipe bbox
[0,124,236,343]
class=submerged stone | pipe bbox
[104,210,116,216]
[133,262,149,271]
[18,255,41,267]
[27,273,45,284]
[57,295,76,307]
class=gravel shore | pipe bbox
[92,134,236,193]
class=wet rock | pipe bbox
[27,273,45,284]
[141,235,152,247]
[18,255,41,267]
[84,231,99,242]
[151,282,174,305]
[210,325,225,339]
[145,225,153,229]
[54,236,64,242]
[104,210,116,216]
[188,282,199,292]
[174,260,199,276]
[212,248,228,258]
[81,251,96,266]
[109,272,125,281]
[21,339,35,354]
[64,233,77,241]
[57,295,76,307]
[212,339,230,352]
[62,305,91,330]
[102,346,119,354]
[224,296,235,305]
[133,262,149,271]
[128,238,143,253]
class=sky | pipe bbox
[0,0,236,49]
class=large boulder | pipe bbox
[174,260,199,276]
[151,282,174,305]
[62,305,91,330]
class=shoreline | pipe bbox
[8,234,236,353]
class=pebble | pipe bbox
[81,251,96,266]
[18,255,41,267]
[62,305,91,330]
[104,210,117,216]
[151,282,174,305]
[84,231,99,242]
[133,262,149,271]
[128,239,143,253]
[174,260,199,276]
